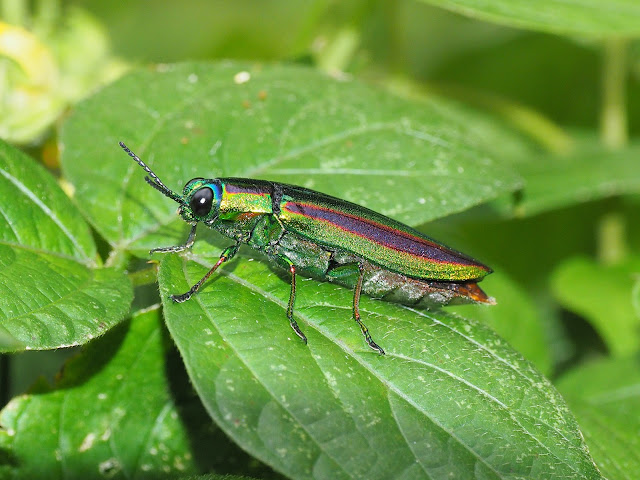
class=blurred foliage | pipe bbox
[1,0,639,479]
[0,0,127,144]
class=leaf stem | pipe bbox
[597,211,627,266]
[0,355,9,408]
[600,37,628,149]
[315,27,361,74]
[127,264,160,287]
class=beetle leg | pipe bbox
[353,264,385,355]
[280,258,308,344]
[171,242,240,303]
[273,254,307,344]
[151,223,198,254]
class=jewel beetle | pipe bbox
[120,141,494,354]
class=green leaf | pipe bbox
[417,0,640,37]
[449,271,552,375]
[517,144,640,217]
[60,61,521,255]
[551,256,640,356]
[0,140,95,263]
[556,356,640,480]
[93,1,328,62]
[0,141,132,352]
[158,250,601,479]
[0,250,132,352]
[0,308,203,479]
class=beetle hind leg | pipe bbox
[353,264,385,355]
[283,259,308,344]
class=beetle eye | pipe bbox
[189,187,213,217]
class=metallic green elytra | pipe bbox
[120,142,494,354]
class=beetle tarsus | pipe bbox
[151,224,197,254]
[171,291,193,303]
[290,321,308,344]
[367,338,385,355]
[357,319,385,355]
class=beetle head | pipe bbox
[178,178,222,224]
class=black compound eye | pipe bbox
[189,187,214,217]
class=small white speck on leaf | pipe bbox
[79,432,96,452]
[234,71,251,84]
[98,458,121,477]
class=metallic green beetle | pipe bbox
[121,142,493,354]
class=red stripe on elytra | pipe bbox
[284,201,485,269]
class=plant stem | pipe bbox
[33,0,61,36]
[597,211,627,265]
[600,37,628,149]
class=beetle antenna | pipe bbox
[119,141,184,205]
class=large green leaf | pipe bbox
[557,356,640,480]
[158,247,601,480]
[0,141,132,352]
[0,308,205,479]
[417,0,640,37]
[516,144,640,217]
[551,256,640,357]
[60,61,521,255]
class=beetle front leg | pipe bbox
[151,223,198,254]
[171,242,240,303]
